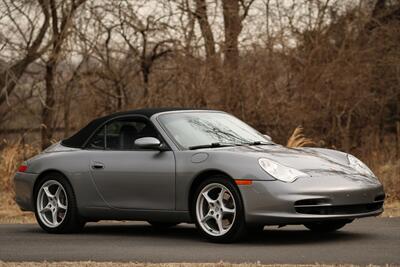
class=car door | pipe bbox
[86,116,175,210]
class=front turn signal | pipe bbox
[235,179,253,185]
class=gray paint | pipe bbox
[14,110,385,225]
[88,150,175,210]
[191,153,209,163]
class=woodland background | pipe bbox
[0,0,399,219]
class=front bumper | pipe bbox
[240,174,384,225]
[13,172,39,211]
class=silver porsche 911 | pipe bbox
[14,108,385,242]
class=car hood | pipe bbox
[215,144,362,176]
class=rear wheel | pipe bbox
[34,172,85,233]
[193,176,246,243]
[304,220,349,232]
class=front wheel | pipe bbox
[34,172,85,233]
[304,220,349,232]
[193,176,246,243]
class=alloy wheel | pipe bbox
[36,180,68,228]
[196,183,236,236]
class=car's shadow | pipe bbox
[65,222,374,245]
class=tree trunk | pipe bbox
[41,62,56,149]
[141,60,150,99]
[64,99,71,138]
[194,0,223,107]
[221,0,242,111]
[194,0,216,61]
[222,0,241,71]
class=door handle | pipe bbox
[91,162,104,169]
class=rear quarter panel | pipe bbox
[27,150,106,216]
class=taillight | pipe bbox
[18,163,28,172]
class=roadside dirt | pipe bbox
[0,262,390,267]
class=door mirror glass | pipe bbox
[134,137,161,149]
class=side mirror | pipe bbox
[263,134,272,142]
[134,137,162,149]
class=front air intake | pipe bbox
[295,202,383,215]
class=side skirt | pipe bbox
[79,207,192,223]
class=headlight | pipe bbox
[347,154,376,178]
[258,158,309,183]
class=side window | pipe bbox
[86,117,162,150]
[87,126,105,149]
[106,120,146,150]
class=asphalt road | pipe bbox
[1,217,399,264]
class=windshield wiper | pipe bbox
[188,141,273,150]
[188,142,237,150]
[241,141,272,146]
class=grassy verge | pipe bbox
[0,262,396,267]
[0,190,35,224]
[382,201,400,217]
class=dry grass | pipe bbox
[0,262,395,267]
[358,135,400,204]
[287,126,316,148]
[0,139,38,224]
[373,160,400,203]
[0,139,40,193]
[0,191,35,224]
[383,201,400,218]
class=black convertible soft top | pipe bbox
[61,107,199,148]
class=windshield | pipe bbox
[158,112,271,149]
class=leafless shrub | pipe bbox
[0,139,39,194]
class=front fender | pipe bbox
[174,150,274,211]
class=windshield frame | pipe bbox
[155,110,272,151]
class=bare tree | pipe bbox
[0,0,398,189]
[0,0,50,108]
[222,0,254,70]
[41,0,86,149]
[194,0,217,62]
[118,1,176,100]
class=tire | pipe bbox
[148,221,179,229]
[304,220,349,232]
[192,175,246,243]
[34,172,85,234]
